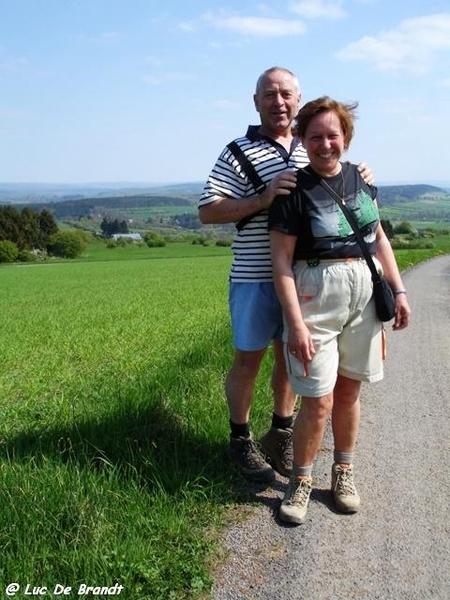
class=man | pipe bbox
[198,67,370,482]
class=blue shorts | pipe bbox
[229,282,283,351]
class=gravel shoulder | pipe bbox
[211,254,450,600]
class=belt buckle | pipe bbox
[307,257,320,267]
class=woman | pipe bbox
[268,96,411,524]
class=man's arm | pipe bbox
[198,170,298,225]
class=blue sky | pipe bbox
[1,0,449,185]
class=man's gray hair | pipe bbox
[255,67,300,95]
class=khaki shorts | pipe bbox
[284,258,385,397]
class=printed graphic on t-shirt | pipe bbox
[313,190,379,240]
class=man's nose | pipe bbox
[273,93,284,105]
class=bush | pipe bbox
[47,231,86,258]
[390,237,411,249]
[17,248,39,262]
[394,221,417,235]
[144,232,166,247]
[0,240,19,263]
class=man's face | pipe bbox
[254,71,301,137]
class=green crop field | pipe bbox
[1,239,449,599]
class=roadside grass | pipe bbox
[1,239,449,598]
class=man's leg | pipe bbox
[260,340,297,476]
[331,374,361,512]
[271,339,297,418]
[226,348,275,482]
[225,348,266,424]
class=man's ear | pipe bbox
[253,94,260,113]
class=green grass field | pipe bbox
[1,239,449,599]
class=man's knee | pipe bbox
[231,349,266,377]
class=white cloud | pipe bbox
[145,56,165,67]
[214,99,241,110]
[142,72,197,85]
[178,21,196,33]
[0,107,31,118]
[202,13,307,37]
[0,57,30,73]
[72,31,121,44]
[289,0,345,19]
[97,32,121,42]
[336,13,450,74]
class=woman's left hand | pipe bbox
[393,295,411,330]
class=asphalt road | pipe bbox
[211,254,450,600]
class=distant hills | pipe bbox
[0,182,205,205]
[1,182,449,226]
[377,184,448,205]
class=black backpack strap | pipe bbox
[226,141,266,231]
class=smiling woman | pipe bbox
[268,95,411,525]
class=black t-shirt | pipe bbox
[268,163,379,260]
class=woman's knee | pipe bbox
[301,395,332,421]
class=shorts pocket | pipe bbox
[296,284,319,301]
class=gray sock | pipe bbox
[334,451,355,465]
[292,464,313,478]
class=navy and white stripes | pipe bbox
[199,132,308,282]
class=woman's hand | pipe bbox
[393,294,411,330]
[288,323,315,376]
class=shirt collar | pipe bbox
[245,125,300,155]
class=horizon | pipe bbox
[1,179,450,191]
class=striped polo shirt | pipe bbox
[199,126,308,282]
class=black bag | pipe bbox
[372,275,396,322]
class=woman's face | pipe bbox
[302,110,345,176]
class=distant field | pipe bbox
[379,199,450,224]
[110,205,198,220]
[83,238,233,261]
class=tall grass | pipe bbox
[1,251,270,599]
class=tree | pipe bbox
[100,217,129,237]
[21,207,43,249]
[0,205,59,250]
[39,209,58,238]
[0,206,23,247]
[380,219,394,240]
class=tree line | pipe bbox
[0,205,88,262]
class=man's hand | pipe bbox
[259,170,297,209]
[356,162,375,186]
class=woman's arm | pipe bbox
[375,223,412,330]
[270,230,316,371]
